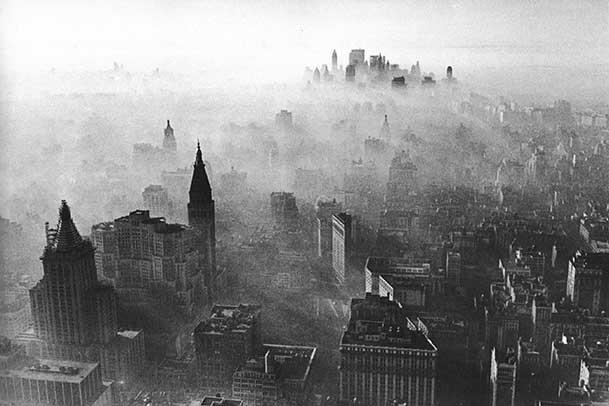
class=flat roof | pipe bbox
[1,358,98,384]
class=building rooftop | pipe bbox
[200,397,243,406]
[262,344,316,382]
[366,256,432,275]
[0,358,98,384]
[341,294,436,351]
[571,251,609,271]
[195,304,260,335]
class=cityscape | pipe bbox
[1,1,609,406]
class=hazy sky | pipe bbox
[1,0,607,81]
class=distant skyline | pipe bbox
[1,0,607,80]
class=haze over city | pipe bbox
[0,1,609,406]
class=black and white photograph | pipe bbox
[0,1,608,405]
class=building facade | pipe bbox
[194,304,261,395]
[332,213,352,284]
[339,294,438,406]
[92,210,203,315]
[188,142,217,295]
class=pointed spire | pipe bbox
[196,139,203,165]
[55,200,83,251]
[166,119,172,129]
[190,142,212,203]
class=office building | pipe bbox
[490,347,517,406]
[332,213,353,284]
[566,251,609,315]
[339,294,438,406]
[24,201,144,382]
[92,210,203,315]
[0,357,114,406]
[194,304,261,395]
[316,197,342,258]
[232,344,316,406]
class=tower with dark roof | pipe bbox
[188,142,216,291]
[163,120,177,151]
[30,201,118,347]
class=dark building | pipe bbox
[26,201,144,381]
[490,347,517,406]
[270,192,299,227]
[567,251,609,315]
[188,142,217,294]
[339,294,438,406]
[194,304,261,395]
[232,344,317,406]
[163,120,177,152]
[313,67,320,83]
[30,201,117,348]
[391,76,406,88]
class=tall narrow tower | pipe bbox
[188,141,216,291]
[30,200,118,347]
[163,120,177,151]
[331,49,338,71]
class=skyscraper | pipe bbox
[31,201,117,347]
[163,119,177,151]
[188,141,217,293]
[331,49,338,71]
[385,150,418,210]
[25,201,145,381]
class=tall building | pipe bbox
[566,251,609,315]
[339,294,438,406]
[316,197,342,258]
[331,49,338,71]
[194,304,261,395]
[365,257,444,309]
[332,213,353,284]
[270,192,299,228]
[232,344,317,406]
[385,150,418,210]
[92,210,203,315]
[188,142,217,293]
[348,49,365,66]
[142,184,174,219]
[345,64,355,82]
[163,120,177,152]
[24,201,144,382]
[490,347,517,406]
[31,201,117,348]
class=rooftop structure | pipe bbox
[339,294,437,406]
